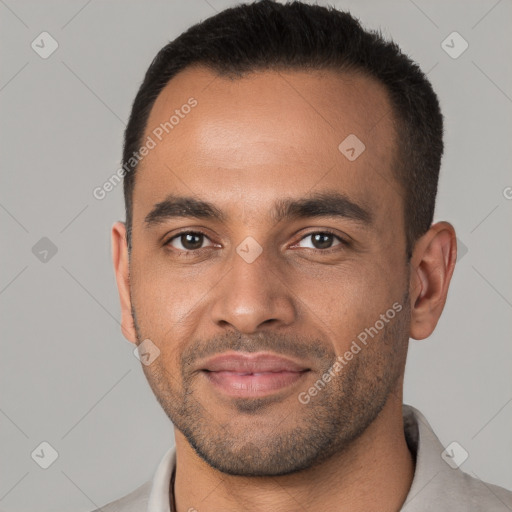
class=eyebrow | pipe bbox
[144,191,372,228]
[272,191,372,225]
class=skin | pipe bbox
[112,66,457,511]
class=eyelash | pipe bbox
[163,229,349,256]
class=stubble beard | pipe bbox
[131,292,410,477]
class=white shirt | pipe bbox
[93,404,512,511]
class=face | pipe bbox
[124,67,412,476]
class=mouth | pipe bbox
[199,352,311,398]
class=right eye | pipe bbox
[165,231,215,252]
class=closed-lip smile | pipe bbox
[199,352,310,398]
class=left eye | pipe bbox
[296,232,344,250]
[167,232,214,251]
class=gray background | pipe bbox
[1,0,511,510]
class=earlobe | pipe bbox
[409,222,457,340]
[111,221,137,343]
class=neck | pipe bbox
[173,391,414,512]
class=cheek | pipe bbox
[134,286,198,340]
[129,256,201,340]
[292,262,403,346]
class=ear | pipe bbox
[112,221,137,343]
[409,221,457,340]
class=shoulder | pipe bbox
[454,471,512,511]
[88,446,176,512]
[88,480,152,512]
[411,470,512,511]
[461,472,512,511]
[402,404,512,511]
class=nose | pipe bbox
[209,246,297,334]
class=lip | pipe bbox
[200,352,310,398]
[201,352,309,373]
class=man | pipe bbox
[100,1,512,510]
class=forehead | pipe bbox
[134,66,400,224]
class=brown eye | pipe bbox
[167,232,211,251]
[297,232,343,250]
